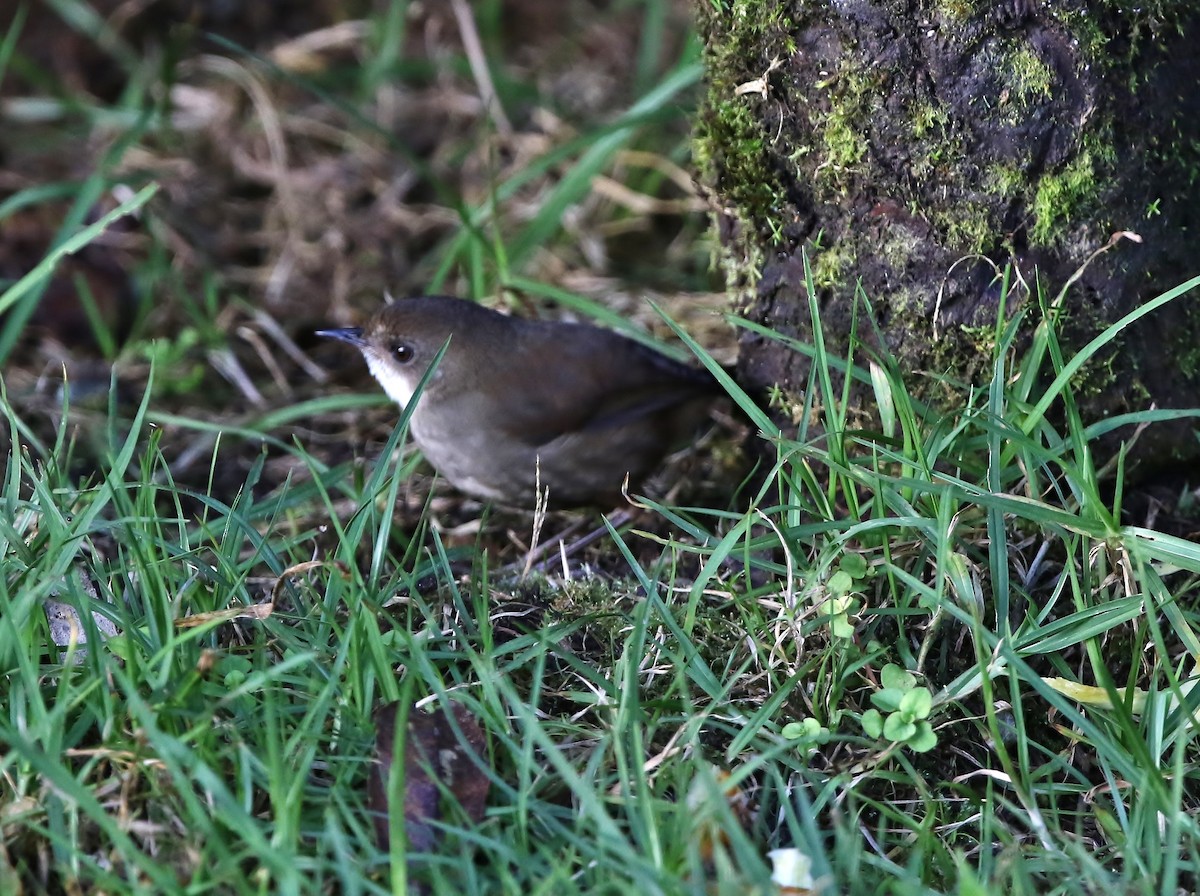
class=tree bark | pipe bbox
[696,0,1200,470]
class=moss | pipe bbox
[811,238,856,289]
[939,198,996,256]
[697,98,777,225]
[808,65,878,201]
[1050,293,1134,405]
[819,103,868,181]
[1176,347,1200,381]
[1004,45,1054,105]
[547,577,746,683]
[1031,154,1097,245]
[694,0,800,300]
[875,221,922,274]
[906,101,961,186]
[697,0,1200,471]
[1073,349,1122,400]
[910,101,950,140]
[1056,9,1115,72]
[1059,2,1192,74]
[933,0,976,23]
[694,0,798,205]
[985,163,1027,199]
[884,287,997,397]
[1163,317,1200,380]
[693,94,773,306]
[919,325,997,403]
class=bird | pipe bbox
[317,295,722,508]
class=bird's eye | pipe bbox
[393,342,415,363]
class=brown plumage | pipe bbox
[318,296,720,508]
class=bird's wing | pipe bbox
[494,327,715,447]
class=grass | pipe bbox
[4,1,1200,894]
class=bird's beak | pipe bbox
[316,327,366,347]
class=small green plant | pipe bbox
[137,328,206,393]
[861,664,937,753]
[781,716,832,755]
[823,552,868,639]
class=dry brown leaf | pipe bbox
[174,602,274,629]
[369,700,490,855]
[686,765,754,862]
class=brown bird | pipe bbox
[317,295,721,508]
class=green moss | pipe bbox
[884,288,1000,398]
[985,163,1026,198]
[547,578,746,681]
[694,0,799,300]
[933,0,976,23]
[808,66,878,200]
[1005,46,1054,105]
[910,101,950,140]
[1179,346,1200,380]
[908,107,963,188]
[940,199,995,256]
[1164,318,1200,380]
[820,109,867,174]
[811,239,856,289]
[919,324,997,401]
[957,322,1003,359]
[1058,2,1192,74]
[1031,155,1096,244]
[1067,345,1125,406]
[698,98,777,222]
[693,94,773,305]
[697,0,1199,470]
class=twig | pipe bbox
[449,0,513,137]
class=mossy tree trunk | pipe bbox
[696,0,1200,470]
